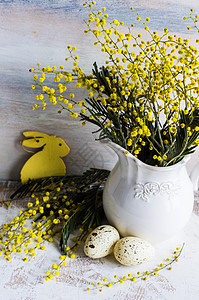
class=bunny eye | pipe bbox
[59,143,62,146]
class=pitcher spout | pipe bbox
[101,140,143,181]
[101,140,140,164]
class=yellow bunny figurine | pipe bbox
[20,131,70,184]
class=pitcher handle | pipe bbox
[190,162,199,192]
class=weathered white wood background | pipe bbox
[1,0,199,181]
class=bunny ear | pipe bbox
[23,131,49,138]
[21,131,49,149]
[22,137,46,149]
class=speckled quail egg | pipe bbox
[84,225,120,259]
[114,236,155,266]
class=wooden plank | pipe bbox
[0,181,20,201]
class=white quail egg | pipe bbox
[84,225,120,259]
[114,236,155,266]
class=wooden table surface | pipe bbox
[0,184,199,300]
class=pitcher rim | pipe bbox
[101,140,189,172]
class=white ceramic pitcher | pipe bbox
[103,141,197,243]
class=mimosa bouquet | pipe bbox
[30,2,199,167]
